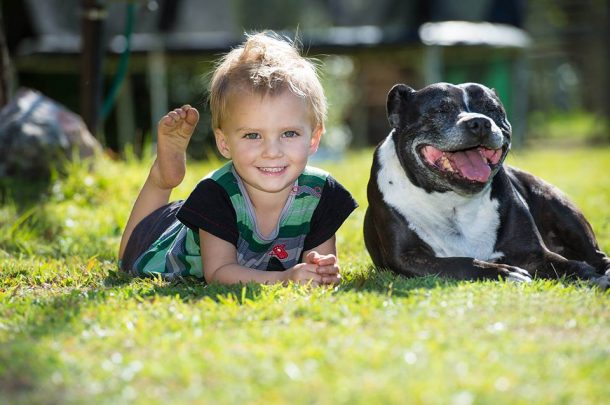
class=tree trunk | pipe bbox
[80,0,106,140]
[0,10,12,108]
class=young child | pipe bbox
[118,32,358,286]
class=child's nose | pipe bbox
[261,138,283,158]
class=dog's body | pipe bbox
[364,82,610,286]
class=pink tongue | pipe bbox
[448,149,491,182]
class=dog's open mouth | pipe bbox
[420,145,503,183]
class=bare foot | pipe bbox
[150,105,199,189]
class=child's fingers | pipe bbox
[290,262,339,287]
[315,264,340,276]
[304,252,337,266]
[304,251,319,264]
[314,255,337,266]
[290,263,323,285]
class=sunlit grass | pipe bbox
[1,145,609,403]
[528,110,608,144]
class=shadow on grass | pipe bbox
[0,177,52,209]
[0,178,64,260]
[103,268,268,303]
[340,266,461,297]
[102,264,460,304]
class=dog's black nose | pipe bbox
[466,117,492,137]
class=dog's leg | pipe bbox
[517,249,610,289]
[507,167,610,275]
[394,254,532,282]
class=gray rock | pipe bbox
[0,88,101,180]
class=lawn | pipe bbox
[1,145,609,404]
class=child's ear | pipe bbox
[308,125,324,156]
[214,129,232,159]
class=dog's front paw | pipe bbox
[501,265,532,283]
[589,274,610,290]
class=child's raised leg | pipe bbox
[118,105,199,260]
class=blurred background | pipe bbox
[0,0,608,159]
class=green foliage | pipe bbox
[1,146,609,403]
[528,110,609,144]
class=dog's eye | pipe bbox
[483,101,502,114]
[436,101,453,113]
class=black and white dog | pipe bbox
[363,82,610,287]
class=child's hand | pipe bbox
[304,251,341,285]
[284,262,324,286]
[283,252,341,286]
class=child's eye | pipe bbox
[282,131,299,138]
[243,133,260,140]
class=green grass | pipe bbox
[1,146,610,404]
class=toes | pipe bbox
[158,106,199,137]
[173,109,184,119]
[164,106,199,125]
[185,107,200,125]
[159,114,175,127]
[164,110,181,124]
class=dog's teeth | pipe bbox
[440,156,454,172]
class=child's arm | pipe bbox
[199,230,339,286]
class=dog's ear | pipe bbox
[387,84,414,129]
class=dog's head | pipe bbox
[387,82,511,195]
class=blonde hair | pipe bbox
[209,31,327,130]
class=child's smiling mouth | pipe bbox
[257,166,287,174]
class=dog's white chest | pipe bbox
[376,136,503,260]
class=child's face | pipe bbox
[214,89,323,200]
